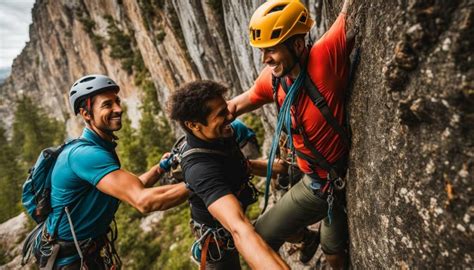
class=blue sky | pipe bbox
[0,0,35,69]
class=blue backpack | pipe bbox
[22,139,85,224]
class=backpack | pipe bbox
[160,121,260,185]
[159,135,228,185]
[22,139,85,224]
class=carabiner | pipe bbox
[333,177,345,190]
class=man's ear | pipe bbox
[79,107,92,122]
[184,121,200,131]
[293,37,306,54]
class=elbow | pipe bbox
[135,194,161,214]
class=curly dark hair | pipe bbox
[168,80,229,126]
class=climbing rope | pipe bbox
[262,67,307,213]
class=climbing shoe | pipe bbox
[299,229,320,264]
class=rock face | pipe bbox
[0,213,33,270]
[346,1,473,267]
[0,0,472,268]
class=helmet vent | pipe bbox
[252,29,261,40]
[267,4,286,14]
[86,86,93,90]
[299,13,307,23]
[70,90,76,96]
[80,76,95,83]
[271,29,282,39]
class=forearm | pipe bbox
[342,0,357,49]
[139,164,163,187]
[208,195,289,269]
[228,91,264,118]
[249,159,287,178]
[138,182,189,212]
[341,0,352,14]
[231,220,289,270]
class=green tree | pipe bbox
[12,96,65,165]
[115,204,161,269]
[138,111,174,168]
[0,97,65,223]
[0,126,23,223]
[116,106,147,174]
[242,113,264,153]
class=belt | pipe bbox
[57,236,106,259]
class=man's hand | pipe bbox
[274,158,289,175]
[227,101,237,121]
[158,152,172,174]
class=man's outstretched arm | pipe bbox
[208,194,289,270]
[97,170,189,213]
[342,0,357,44]
[341,0,352,14]
[249,159,288,178]
[227,85,268,119]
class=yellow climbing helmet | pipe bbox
[249,0,314,48]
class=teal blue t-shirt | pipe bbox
[45,128,121,266]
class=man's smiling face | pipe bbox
[89,90,123,133]
[260,43,297,78]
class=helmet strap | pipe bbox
[282,40,308,79]
[86,97,91,114]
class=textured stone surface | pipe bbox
[0,213,32,270]
[0,0,472,268]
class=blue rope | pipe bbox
[261,68,307,213]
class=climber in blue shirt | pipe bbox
[35,74,189,269]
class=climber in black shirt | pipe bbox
[168,80,288,270]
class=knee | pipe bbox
[254,220,283,251]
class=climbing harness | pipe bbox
[23,184,121,269]
[190,220,235,270]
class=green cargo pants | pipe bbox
[254,175,348,254]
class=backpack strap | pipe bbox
[303,76,351,147]
[273,74,348,189]
[181,148,227,159]
[295,126,340,182]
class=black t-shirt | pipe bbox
[181,132,252,227]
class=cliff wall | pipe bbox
[0,0,472,268]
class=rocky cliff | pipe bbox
[0,0,472,268]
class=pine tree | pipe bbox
[0,126,23,223]
[0,97,65,223]
[116,106,147,173]
[12,97,65,165]
[138,110,174,168]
